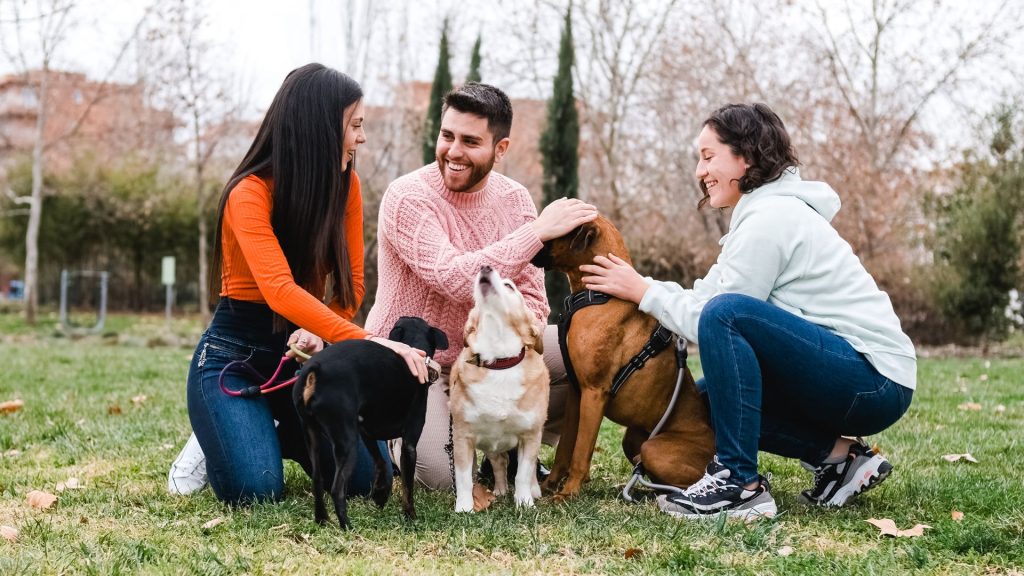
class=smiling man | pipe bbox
[364,83,597,490]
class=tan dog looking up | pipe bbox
[449,266,550,512]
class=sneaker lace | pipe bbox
[684,472,729,497]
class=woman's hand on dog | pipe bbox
[368,337,430,384]
[532,198,598,242]
[580,253,650,304]
[286,329,324,363]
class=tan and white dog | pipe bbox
[449,266,549,512]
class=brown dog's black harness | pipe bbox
[557,289,682,397]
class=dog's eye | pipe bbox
[503,282,514,289]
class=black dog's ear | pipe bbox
[388,325,404,342]
[569,223,599,252]
[430,327,449,350]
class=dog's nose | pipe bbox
[480,265,492,275]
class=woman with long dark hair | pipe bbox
[580,103,916,520]
[168,63,428,504]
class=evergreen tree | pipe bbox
[929,104,1024,345]
[467,33,483,83]
[423,22,454,165]
[539,7,580,321]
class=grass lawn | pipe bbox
[2,312,1023,575]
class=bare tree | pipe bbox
[142,0,242,323]
[0,0,153,323]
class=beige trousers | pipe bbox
[391,324,568,491]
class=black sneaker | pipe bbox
[656,457,777,521]
[799,439,892,507]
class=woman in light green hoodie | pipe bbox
[580,103,916,521]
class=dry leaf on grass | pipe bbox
[472,483,496,512]
[951,510,964,521]
[942,453,979,463]
[624,547,642,560]
[269,523,289,531]
[107,404,122,415]
[777,546,795,557]
[1,399,24,414]
[957,402,982,411]
[202,517,225,530]
[131,394,147,406]
[26,490,57,509]
[1,525,18,542]
[56,477,81,491]
[866,518,931,537]
[995,404,1006,413]
[978,374,989,382]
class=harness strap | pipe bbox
[609,323,675,397]
[557,290,611,391]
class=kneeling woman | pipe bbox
[580,103,915,519]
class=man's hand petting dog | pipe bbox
[531,197,599,242]
[366,336,430,384]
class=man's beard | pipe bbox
[439,154,495,193]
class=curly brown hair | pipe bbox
[697,103,799,209]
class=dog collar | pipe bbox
[468,347,526,370]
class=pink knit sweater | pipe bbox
[365,163,549,367]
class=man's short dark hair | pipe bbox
[442,82,513,143]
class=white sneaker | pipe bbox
[167,432,208,495]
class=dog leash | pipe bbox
[218,344,309,398]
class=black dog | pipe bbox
[293,316,448,529]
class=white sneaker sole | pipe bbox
[658,495,778,521]
[825,454,891,507]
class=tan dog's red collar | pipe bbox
[467,347,526,370]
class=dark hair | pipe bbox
[210,63,363,328]
[442,82,513,143]
[698,103,799,209]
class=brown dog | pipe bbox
[449,266,549,512]
[531,215,715,501]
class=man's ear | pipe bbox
[493,137,510,163]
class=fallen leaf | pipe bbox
[472,483,496,512]
[269,523,289,531]
[2,449,20,457]
[777,546,795,557]
[202,517,225,530]
[978,374,989,382]
[942,453,979,463]
[26,490,57,509]
[107,404,122,415]
[1,525,17,542]
[0,399,24,414]
[995,404,1006,413]
[160,443,174,450]
[871,443,882,454]
[624,547,642,560]
[958,402,982,411]
[866,518,931,538]
[951,510,964,521]
[79,516,89,524]
[56,477,81,491]
[131,394,147,406]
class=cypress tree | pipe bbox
[539,7,580,320]
[467,33,483,83]
[423,22,454,165]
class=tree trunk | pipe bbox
[196,167,209,323]
[23,71,49,325]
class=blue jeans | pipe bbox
[697,294,913,486]
[187,298,392,505]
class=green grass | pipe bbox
[2,313,1023,574]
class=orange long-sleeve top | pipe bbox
[219,172,368,343]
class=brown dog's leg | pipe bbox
[488,451,510,497]
[640,431,712,488]
[621,426,647,466]
[554,387,609,502]
[542,383,580,494]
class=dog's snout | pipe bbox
[480,265,493,275]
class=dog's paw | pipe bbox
[514,493,535,508]
[550,492,573,505]
[454,499,475,513]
